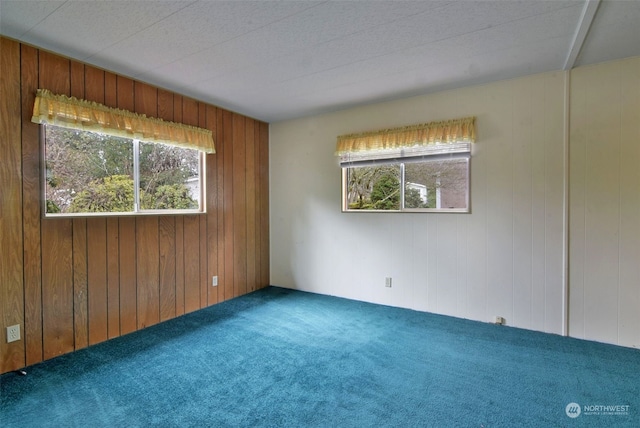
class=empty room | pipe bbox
[1,1,639,426]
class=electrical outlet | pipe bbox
[7,325,20,343]
[212,276,218,286]
[385,277,392,288]
[494,316,505,325]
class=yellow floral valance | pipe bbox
[336,117,475,155]
[32,89,215,153]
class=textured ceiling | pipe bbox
[1,0,639,123]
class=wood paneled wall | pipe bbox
[0,37,270,374]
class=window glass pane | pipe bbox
[139,142,200,210]
[404,158,468,210]
[345,165,401,210]
[45,126,133,214]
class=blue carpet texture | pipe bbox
[1,286,639,427]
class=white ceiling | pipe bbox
[1,1,639,123]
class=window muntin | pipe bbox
[342,155,469,213]
[44,125,203,216]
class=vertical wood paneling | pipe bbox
[20,43,44,367]
[223,110,235,300]
[136,217,160,329]
[175,215,185,316]
[0,38,26,373]
[104,72,117,108]
[217,109,227,300]
[183,216,201,312]
[2,36,270,374]
[182,97,202,312]
[72,219,88,350]
[233,114,247,297]
[245,119,257,292]
[199,103,209,307]
[39,50,75,360]
[159,217,177,321]
[106,218,120,338]
[174,95,186,316]
[254,124,262,290]
[119,218,137,335]
[206,105,219,306]
[87,219,108,344]
[84,66,104,103]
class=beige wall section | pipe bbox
[569,57,640,347]
[270,71,566,335]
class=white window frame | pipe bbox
[42,125,206,217]
[341,142,471,213]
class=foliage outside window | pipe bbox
[44,125,203,216]
[342,155,470,212]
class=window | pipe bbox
[44,125,204,216]
[337,117,475,213]
[341,151,470,212]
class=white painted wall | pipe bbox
[270,70,566,336]
[271,57,640,348]
[569,57,640,348]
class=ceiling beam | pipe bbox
[564,0,601,70]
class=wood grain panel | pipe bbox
[104,72,117,108]
[117,76,134,111]
[87,219,108,345]
[233,114,247,297]
[0,37,26,373]
[136,217,160,329]
[254,123,262,290]
[84,65,105,103]
[41,219,74,360]
[159,216,177,321]
[259,121,270,288]
[223,110,235,300]
[206,105,219,306]
[119,218,137,334]
[39,50,75,360]
[134,82,158,117]
[20,43,44,366]
[200,215,208,306]
[70,61,85,99]
[106,218,120,338]
[72,219,89,350]
[216,108,227,301]
[157,88,174,121]
[245,119,257,293]
[183,215,201,313]
[175,216,185,316]
[199,103,208,307]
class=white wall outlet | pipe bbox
[494,316,506,325]
[385,277,392,288]
[7,325,20,343]
[212,276,218,286]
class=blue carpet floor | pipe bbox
[1,286,639,427]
